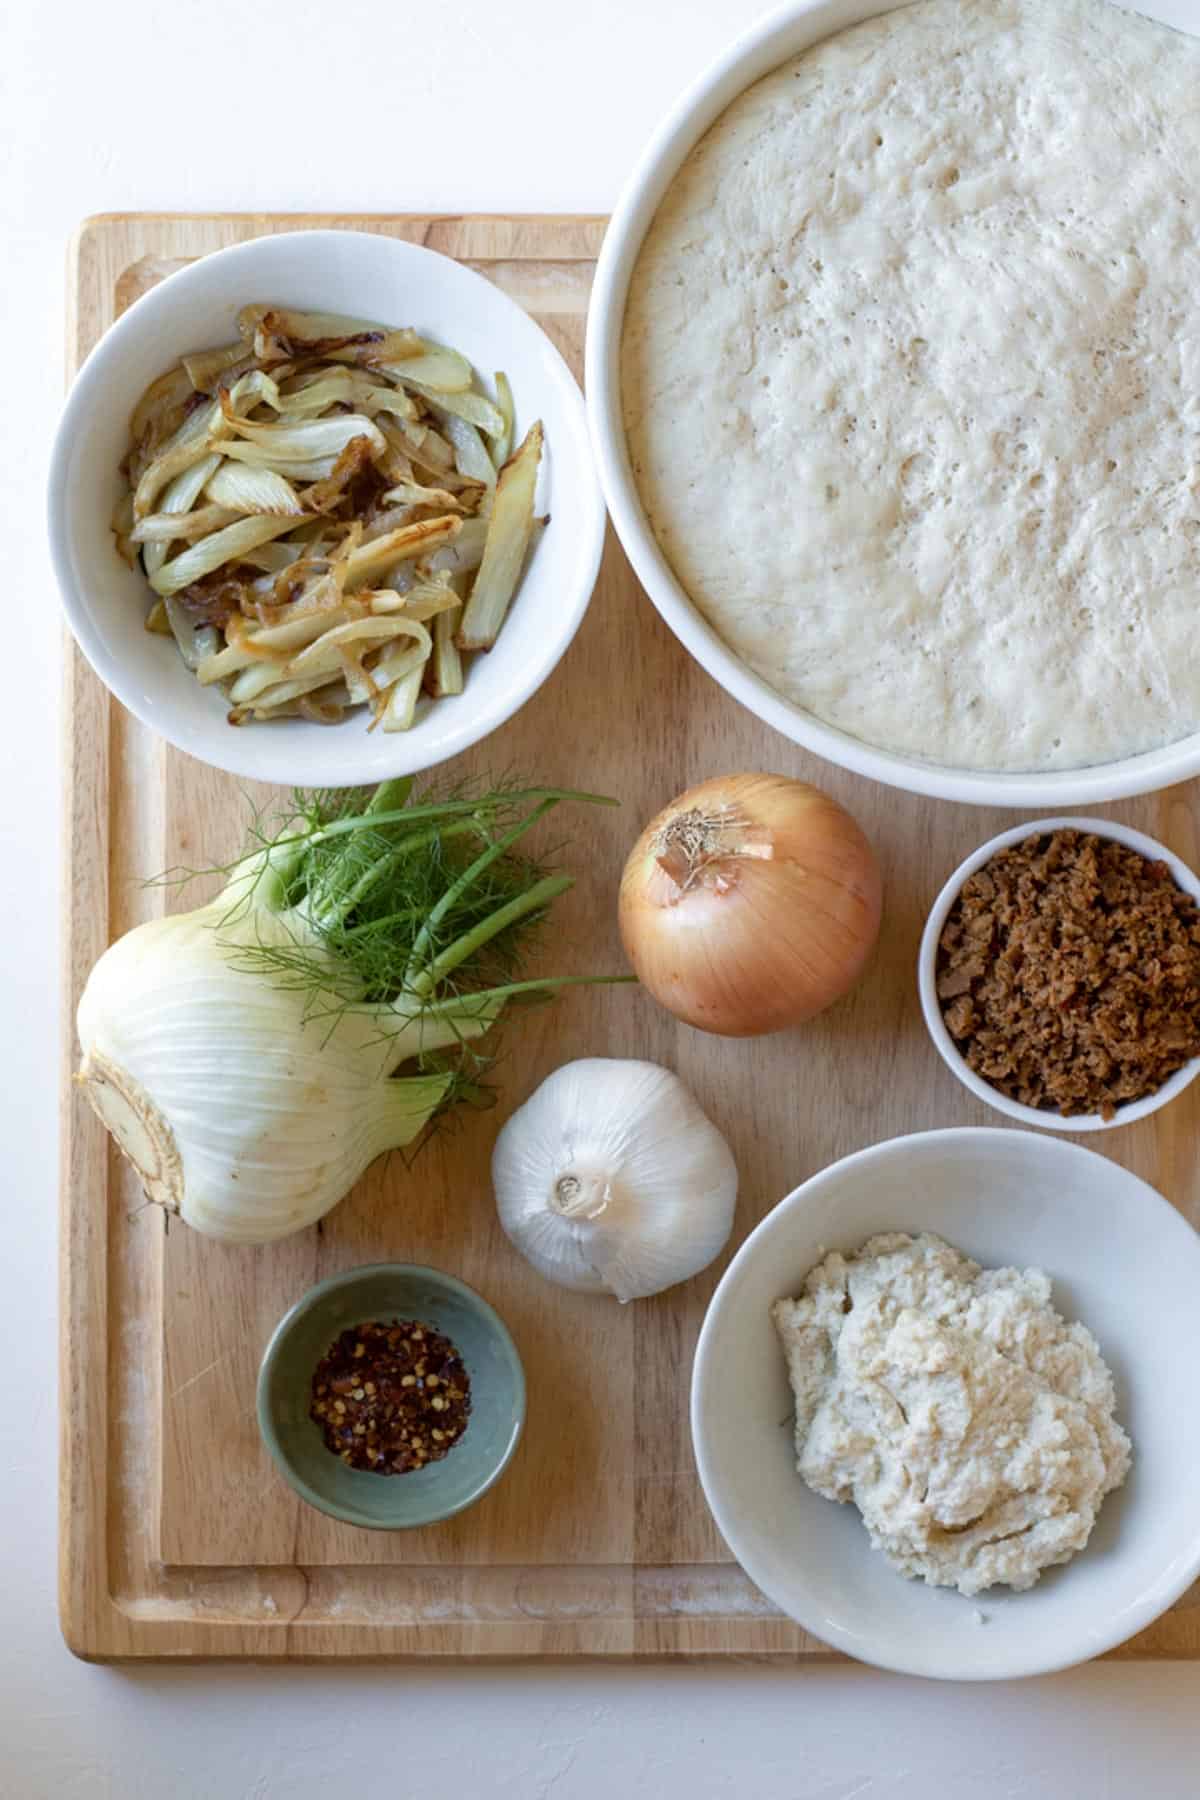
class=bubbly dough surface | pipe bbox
[772,1233,1131,1595]
[622,0,1200,771]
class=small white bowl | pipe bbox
[49,229,605,786]
[691,1127,1200,1680]
[919,818,1200,1133]
[585,0,1200,806]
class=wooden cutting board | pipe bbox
[61,213,1200,1661]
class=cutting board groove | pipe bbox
[61,213,1200,1661]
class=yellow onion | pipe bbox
[618,773,882,1037]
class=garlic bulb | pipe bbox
[492,1059,737,1302]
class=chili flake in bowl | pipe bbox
[918,819,1200,1132]
[310,1319,471,1475]
[257,1263,524,1529]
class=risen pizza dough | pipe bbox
[622,0,1200,771]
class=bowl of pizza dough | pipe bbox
[586,0,1200,806]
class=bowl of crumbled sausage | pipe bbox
[918,819,1200,1131]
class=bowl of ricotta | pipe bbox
[690,1127,1200,1679]
[587,0,1200,806]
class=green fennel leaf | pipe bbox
[209,777,629,1091]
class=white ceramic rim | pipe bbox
[584,0,1200,807]
[918,817,1200,1132]
[48,228,607,787]
[690,1125,1200,1679]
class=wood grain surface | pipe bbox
[61,213,1200,1661]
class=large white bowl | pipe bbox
[918,818,1200,1133]
[691,1128,1200,1680]
[49,229,605,786]
[585,0,1200,807]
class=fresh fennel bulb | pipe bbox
[75,779,617,1245]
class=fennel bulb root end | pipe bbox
[76,1050,183,1216]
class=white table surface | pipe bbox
[4,0,1200,1792]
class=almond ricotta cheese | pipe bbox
[772,1233,1131,1595]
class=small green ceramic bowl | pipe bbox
[256,1263,525,1529]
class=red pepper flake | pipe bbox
[309,1319,471,1474]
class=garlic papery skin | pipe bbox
[75,897,452,1246]
[492,1059,738,1302]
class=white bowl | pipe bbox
[691,1127,1200,1680]
[919,818,1200,1133]
[584,0,1200,807]
[49,229,605,786]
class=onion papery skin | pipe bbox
[618,773,882,1037]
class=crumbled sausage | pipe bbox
[937,829,1200,1119]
